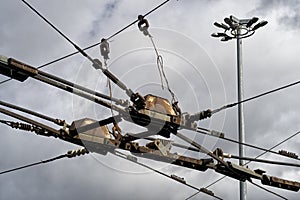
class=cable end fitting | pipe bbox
[223,153,231,158]
[67,148,89,158]
[130,92,146,110]
[186,109,212,123]
[55,119,66,126]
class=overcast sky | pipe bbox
[0,0,300,199]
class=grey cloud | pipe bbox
[279,13,300,30]
[89,0,120,37]
[1,0,300,200]
[102,0,120,19]
[254,0,300,30]
[254,0,300,11]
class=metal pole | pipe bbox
[212,15,268,199]
[237,29,247,200]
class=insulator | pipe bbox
[100,38,110,60]
[279,150,298,159]
[11,122,35,132]
[210,130,225,138]
[126,155,137,162]
[262,175,300,192]
[200,188,215,196]
[84,148,89,154]
[67,150,76,158]
[187,109,212,122]
[76,148,88,156]
[76,149,81,156]
[67,148,89,158]
[170,174,186,184]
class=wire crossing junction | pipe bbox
[0,0,300,199]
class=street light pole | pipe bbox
[211,15,267,200]
[236,28,246,200]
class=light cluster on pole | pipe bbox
[211,15,268,41]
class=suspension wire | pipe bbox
[0,100,67,126]
[115,134,291,200]
[20,0,174,101]
[204,176,226,189]
[124,134,300,168]
[227,155,300,168]
[149,35,176,103]
[0,107,61,136]
[188,173,288,200]
[149,35,165,90]
[186,130,300,200]
[190,130,300,200]
[207,130,300,188]
[212,80,300,114]
[260,130,300,156]
[0,148,89,175]
[185,191,200,200]
[1,95,297,198]
[0,0,172,86]
[0,78,12,85]
[101,44,114,117]
[107,72,114,117]
[99,39,116,119]
[174,132,232,170]
[4,1,297,197]
[168,137,300,167]
[0,119,43,134]
[185,176,288,200]
[249,181,288,200]
[21,0,80,53]
[0,155,67,175]
[36,68,123,104]
[196,129,300,162]
[114,150,223,200]
[108,0,170,41]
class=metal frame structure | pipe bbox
[0,2,299,198]
[1,54,300,198]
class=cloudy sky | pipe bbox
[0,0,300,199]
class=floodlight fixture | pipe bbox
[224,17,236,29]
[214,22,230,30]
[230,15,239,23]
[221,36,232,42]
[220,23,230,30]
[252,20,268,31]
[211,32,228,38]
[212,16,267,41]
[211,33,219,37]
[246,17,259,28]
[218,32,229,37]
